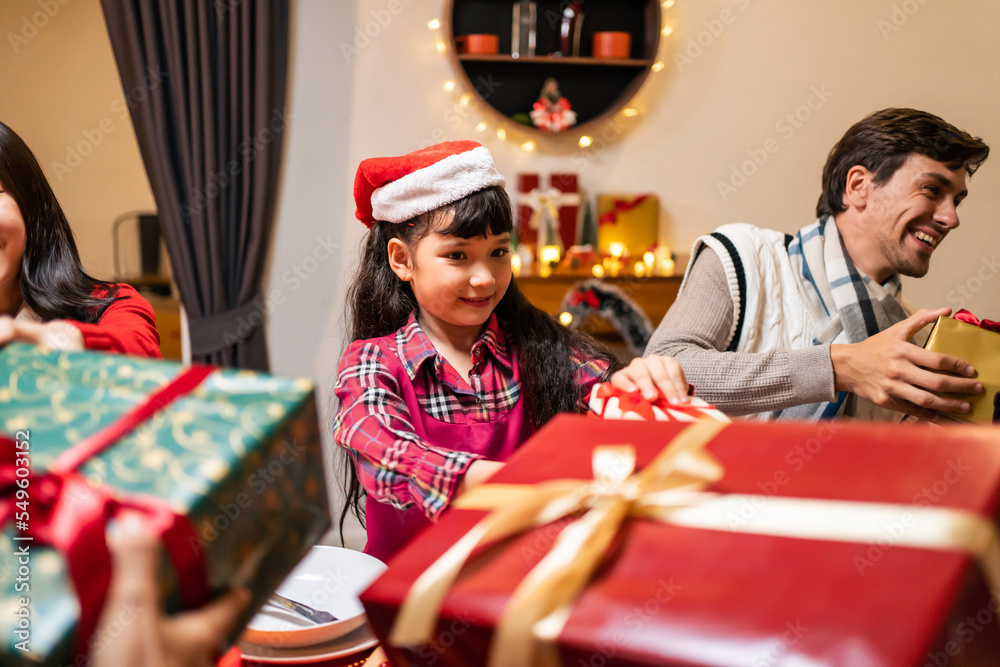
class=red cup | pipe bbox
[455,34,499,55]
[592,31,631,59]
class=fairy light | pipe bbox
[496,128,507,141]
[475,122,488,133]
[459,94,472,107]
[578,135,593,148]
[443,80,455,92]
[521,140,536,152]
[652,61,665,73]
[427,18,441,30]
[662,0,674,8]
[609,242,627,258]
[559,312,574,326]
[435,39,446,53]
[661,25,673,36]
[623,108,639,118]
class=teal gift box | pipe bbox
[0,343,330,666]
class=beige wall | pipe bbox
[0,0,156,279]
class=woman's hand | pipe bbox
[609,354,689,404]
[0,315,84,350]
[91,512,250,667]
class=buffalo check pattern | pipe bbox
[333,311,608,520]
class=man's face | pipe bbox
[862,153,968,279]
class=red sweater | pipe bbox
[68,284,162,358]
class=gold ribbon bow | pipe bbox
[519,185,582,246]
[389,421,1000,666]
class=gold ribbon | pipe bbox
[389,421,1000,666]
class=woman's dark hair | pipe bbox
[816,108,990,219]
[0,121,118,321]
[338,185,622,539]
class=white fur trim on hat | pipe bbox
[370,146,505,223]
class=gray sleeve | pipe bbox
[643,247,836,416]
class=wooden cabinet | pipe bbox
[446,0,662,132]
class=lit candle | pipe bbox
[510,253,522,277]
[609,242,626,259]
[643,251,655,268]
[591,264,605,278]
[659,258,676,276]
[540,245,561,265]
[634,261,646,277]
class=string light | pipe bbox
[578,135,593,147]
[443,80,455,92]
[475,122,488,133]
[662,0,674,8]
[427,19,441,29]
[435,39,446,53]
[459,94,472,107]
[521,140,536,152]
[623,108,639,118]
[559,312,574,326]
[661,25,673,36]
[496,128,507,141]
[652,61,665,72]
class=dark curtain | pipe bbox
[101,0,290,370]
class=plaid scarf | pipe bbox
[777,216,909,420]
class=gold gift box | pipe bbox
[596,194,659,256]
[924,316,1000,423]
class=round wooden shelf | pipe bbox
[446,0,662,135]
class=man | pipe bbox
[644,108,988,421]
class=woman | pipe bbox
[0,121,160,357]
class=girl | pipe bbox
[0,121,160,357]
[334,141,687,560]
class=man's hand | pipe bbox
[610,354,690,405]
[830,308,982,421]
[0,315,84,350]
[91,512,250,667]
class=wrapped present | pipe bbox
[597,193,659,256]
[361,415,1000,666]
[588,383,730,422]
[0,343,330,667]
[516,173,581,251]
[924,310,1000,424]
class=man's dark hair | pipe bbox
[816,108,990,218]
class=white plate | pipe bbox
[239,622,379,664]
[242,545,386,648]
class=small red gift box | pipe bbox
[362,415,1000,666]
[516,173,580,251]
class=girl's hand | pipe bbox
[610,355,689,404]
[0,315,84,351]
[456,460,505,497]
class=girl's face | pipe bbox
[0,183,26,305]
[389,212,512,340]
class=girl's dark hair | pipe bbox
[816,108,990,219]
[339,185,622,539]
[0,121,118,321]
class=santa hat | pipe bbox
[354,140,506,227]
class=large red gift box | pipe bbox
[361,415,1000,666]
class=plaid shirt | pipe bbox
[333,311,608,520]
